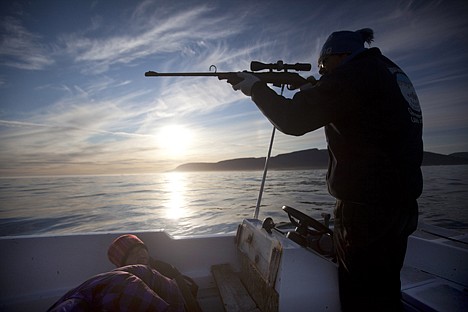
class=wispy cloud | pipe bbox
[59,3,245,74]
[0,16,54,70]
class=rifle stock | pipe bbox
[145,71,311,89]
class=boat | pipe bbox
[0,204,467,311]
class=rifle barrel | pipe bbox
[145,71,222,77]
[144,71,311,89]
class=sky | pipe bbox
[0,0,467,176]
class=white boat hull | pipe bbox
[0,220,467,311]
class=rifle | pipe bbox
[145,60,314,90]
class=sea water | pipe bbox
[0,165,467,237]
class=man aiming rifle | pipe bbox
[226,28,423,312]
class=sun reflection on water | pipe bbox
[163,172,187,220]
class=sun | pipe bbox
[158,125,193,157]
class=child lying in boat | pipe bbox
[47,264,186,311]
[107,234,199,297]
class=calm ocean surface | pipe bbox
[1,165,467,237]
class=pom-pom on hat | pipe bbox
[319,28,374,65]
[107,234,147,267]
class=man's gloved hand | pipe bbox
[232,72,260,96]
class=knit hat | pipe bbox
[319,28,374,65]
[107,234,147,267]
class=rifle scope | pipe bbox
[250,60,311,72]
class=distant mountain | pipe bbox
[450,152,468,159]
[422,151,468,166]
[173,149,468,172]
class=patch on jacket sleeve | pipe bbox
[388,67,422,124]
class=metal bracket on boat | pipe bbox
[262,217,276,234]
[321,213,331,228]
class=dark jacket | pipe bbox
[150,258,199,297]
[251,48,423,203]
